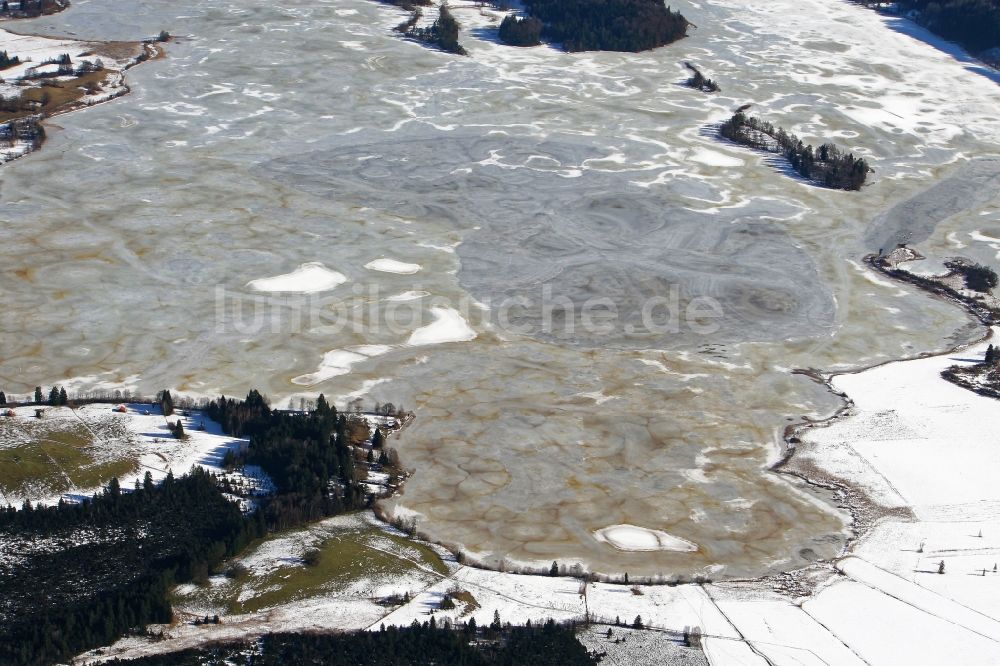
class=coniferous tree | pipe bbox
[34,386,43,404]
[0,391,6,405]
[59,387,67,405]
[48,386,60,406]
[316,393,332,418]
[160,389,174,416]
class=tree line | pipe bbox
[719,111,870,190]
[0,50,19,69]
[859,0,1000,55]
[96,618,599,665]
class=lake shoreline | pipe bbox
[0,25,164,166]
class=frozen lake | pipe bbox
[2,0,1000,577]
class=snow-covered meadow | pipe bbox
[0,401,268,509]
[0,27,152,164]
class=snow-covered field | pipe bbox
[0,27,147,102]
[0,402,269,509]
[0,27,149,165]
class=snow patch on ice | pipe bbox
[593,524,697,552]
[407,307,476,346]
[364,258,422,274]
[246,262,347,293]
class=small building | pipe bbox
[34,408,46,419]
[3,409,14,417]
[114,404,128,413]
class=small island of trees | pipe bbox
[504,0,689,52]
[393,4,467,55]
[407,5,467,55]
[683,62,719,93]
[719,111,870,190]
[498,14,543,47]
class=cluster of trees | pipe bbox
[0,116,44,149]
[407,5,467,55]
[208,391,374,530]
[499,14,543,46]
[0,384,148,408]
[20,54,81,80]
[159,389,175,416]
[47,386,68,406]
[379,0,467,55]
[14,385,70,405]
[0,469,258,666]
[0,93,33,114]
[719,112,870,190]
[513,0,688,52]
[945,259,999,293]
[683,62,719,92]
[0,50,19,69]
[168,420,186,439]
[0,0,65,18]
[100,619,598,665]
[204,389,271,437]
